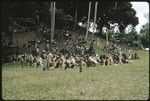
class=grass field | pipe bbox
[2,50,149,100]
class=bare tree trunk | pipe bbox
[11,18,13,43]
[92,2,98,36]
[98,25,103,37]
[45,11,47,25]
[52,2,55,42]
[115,2,117,12]
[74,3,78,29]
[85,2,91,41]
[51,2,56,42]
[51,2,53,41]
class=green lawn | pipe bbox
[2,51,149,100]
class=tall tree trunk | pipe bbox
[85,2,91,41]
[74,3,78,29]
[51,2,56,42]
[53,2,56,38]
[92,2,98,36]
[115,2,117,12]
[44,3,47,25]
[51,2,53,40]
[1,2,8,32]
[97,24,103,37]
[11,18,13,43]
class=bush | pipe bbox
[132,41,144,50]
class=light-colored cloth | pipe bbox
[89,56,98,64]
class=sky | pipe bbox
[131,2,149,32]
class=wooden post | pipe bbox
[85,2,91,41]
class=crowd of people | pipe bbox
[5,35,140,71]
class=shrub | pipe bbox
[132,41,144,50]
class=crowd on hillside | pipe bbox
[4,35,140,71]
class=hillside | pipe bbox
[12,29,107,49]
[11,29,134,56]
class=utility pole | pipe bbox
[51,2,56,42]
[115,2,117,12]
[74,3,78,29]
[92,2,98,36]
[85,2,91,41]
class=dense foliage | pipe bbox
[139,23,149,48]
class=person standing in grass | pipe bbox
[42,57,49,71]
[17,54,24,69]
[119,52,123,64]
[79,58,83,73]
[20,56,24,69]
[42,50,49,71]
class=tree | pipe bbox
[58,2,139,37]
[140,23,149,48]
[96,2,139,35]
[1,1,139,43]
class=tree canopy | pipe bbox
[57,1,139,33]
[140,23,149,48]
[1,1,139,33]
